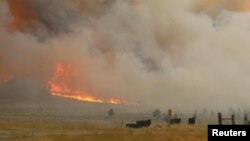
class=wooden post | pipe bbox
[232,114,235,125]
[244,113,248,125]
[218,112,222,125]
[168,109,172,127]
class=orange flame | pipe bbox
[48,63,129,105]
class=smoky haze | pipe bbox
[1,0,250,111]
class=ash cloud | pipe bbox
[1,0,250,111]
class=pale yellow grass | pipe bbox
[0,119,207,141]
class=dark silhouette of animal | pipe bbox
[170,118,181,124]
[126,119,151,128]
[136,119,151,127]
[188,117,196,124]
[165,117,181,124]
[126,123,139,128]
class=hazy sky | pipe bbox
[1,0,250,111]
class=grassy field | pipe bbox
[0,103,210,141]
[0,117,207,141]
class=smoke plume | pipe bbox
[1,0,250,111]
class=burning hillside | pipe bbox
[48,63,129,104]
[1,0,250,110]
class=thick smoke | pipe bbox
[1,0,250,111]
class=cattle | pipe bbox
[165,117,181,124]
[136,119,151,127]
[126,119,151,128]
[170,118,181,124]
[126,123,139,128]
[188,117,196,124]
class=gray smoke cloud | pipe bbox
[1,0,250,111]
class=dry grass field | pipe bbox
[0,120,207,141]
[0,106,208,141]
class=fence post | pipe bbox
[232,114,235,125]
[218,112,222,125]
[168,109,172,127]
[244,114,248,125]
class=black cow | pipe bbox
[126,119,151,128]
[136,119,151,127]
[165,117,181,124]
[126,123,139,128]
[188,117,196,124]
[170,118,181,124]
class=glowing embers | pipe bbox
[48,63,127,104]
